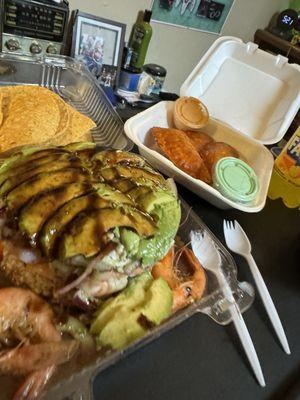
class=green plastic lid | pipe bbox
[213,157,259,203]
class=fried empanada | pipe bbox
[151,127,212,184]
[201,142,239,172]
[184,131,214,153]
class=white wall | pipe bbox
[68,0,284,92]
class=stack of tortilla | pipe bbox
[0,86,96,153]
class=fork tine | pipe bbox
[234,220,251,248]
[230,220,234,230]
[234,220,243,234]
[235,220,242,231]
[223,219,227,233]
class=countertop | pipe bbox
[92,184,299,400]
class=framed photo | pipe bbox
[70,10,126,88]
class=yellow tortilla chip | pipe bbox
[50,103,95,146]
[0,94,3,128]
[53,96,71,137]
[0,86,96,152]
[0,91,60,152]
[69,105,96,139]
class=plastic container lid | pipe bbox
[174,96,209,130]
[143,64,167,77]
[213,157,259,203]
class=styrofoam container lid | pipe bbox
[180,36,300,145]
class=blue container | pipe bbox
[118,68,142,92]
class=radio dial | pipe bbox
[5,38,20,51]
[30,41,42,54]
[46,44,58,54]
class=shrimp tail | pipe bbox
[0,340,79,375]
[12,365,56,400]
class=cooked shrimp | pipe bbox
[13,366,56,400]
[0,287,79,399]
[0,341,78,375]
[0,240,3,262]
[151,248,175,288]
[152,246,206,312]
[0,287,60,345]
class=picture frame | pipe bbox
[70,10,126,88]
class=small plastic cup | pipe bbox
[174,96,209,131]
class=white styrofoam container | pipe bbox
[181,36,300,145]
[124,101,273,212]
[124,36,300,212]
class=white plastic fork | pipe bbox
[223,220,291,355]
[190,231,266,387]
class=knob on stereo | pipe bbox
[5,38,20,51]
[30,41,42,54]
[46,44,58,54]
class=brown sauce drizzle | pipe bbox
[6,167,90,214]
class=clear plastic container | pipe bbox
[0,53,254,400]
[0,53,133,151]
[39,199,254,400]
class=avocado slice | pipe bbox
[90,272,153,334]
[6,168,89,212]
[97,308,146,350]
[91,273,173,350]
[19,182,93,246]
[0,146,50,175]
[0,157,81,196]
[138,190,177,214]
[120,229,140,256]
[74,145,107,165]
[110,179,137,193]
[40,193,112,257]
[126,186,152,203]
[62,142,96,152]
[59,207,157,260]
[93,183,134,205]
[100,165,165,186]
[0,151,74,187]
[93,150,146,168]
[62,142,99,165]
[111,178,161,194]
[142,277,173,325]
[137,193,181,266]
[0,148,70,178]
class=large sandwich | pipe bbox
[0,142,181,309]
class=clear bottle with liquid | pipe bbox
[268,127,300,208]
